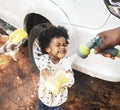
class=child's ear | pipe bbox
[46,47,50,53]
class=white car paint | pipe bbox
[0,0,120,82]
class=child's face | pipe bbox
[46,36,67,62]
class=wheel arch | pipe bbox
[24,13,51,34]
[22,1,71,34]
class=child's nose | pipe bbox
[60,45,65,48]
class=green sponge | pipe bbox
[78,45,90,58]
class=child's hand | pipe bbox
[55,70,74,88]
[45,70,71,95]
[44,70,75,95]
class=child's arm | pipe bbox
[62,70,75,88]
[61,56,75,87]
[39,55,51,81]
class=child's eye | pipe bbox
[55,44,67,47]
[63,44,67,47]
[56,44,60,47]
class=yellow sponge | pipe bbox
[9,29,27,44]
[45,71,70,95]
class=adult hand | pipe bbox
[95,27,120,59]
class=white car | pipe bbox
[0,0,120,82]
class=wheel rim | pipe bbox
[32,38,42,68]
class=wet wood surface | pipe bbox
[0,47,120,110]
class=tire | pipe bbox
[28,23,51,76]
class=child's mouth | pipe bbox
[59,50,66,54]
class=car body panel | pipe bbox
[0,0,120,82]
[0,0,110,28]
[0,0,70,28]
[50,0,110,28]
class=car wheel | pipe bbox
[28,23,51,76]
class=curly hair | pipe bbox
[38,25,69,54]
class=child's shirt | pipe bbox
[38,54,74,107]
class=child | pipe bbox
[38,25,75,110]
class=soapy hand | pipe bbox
[45,71,71,95]
[0,29,27,60]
